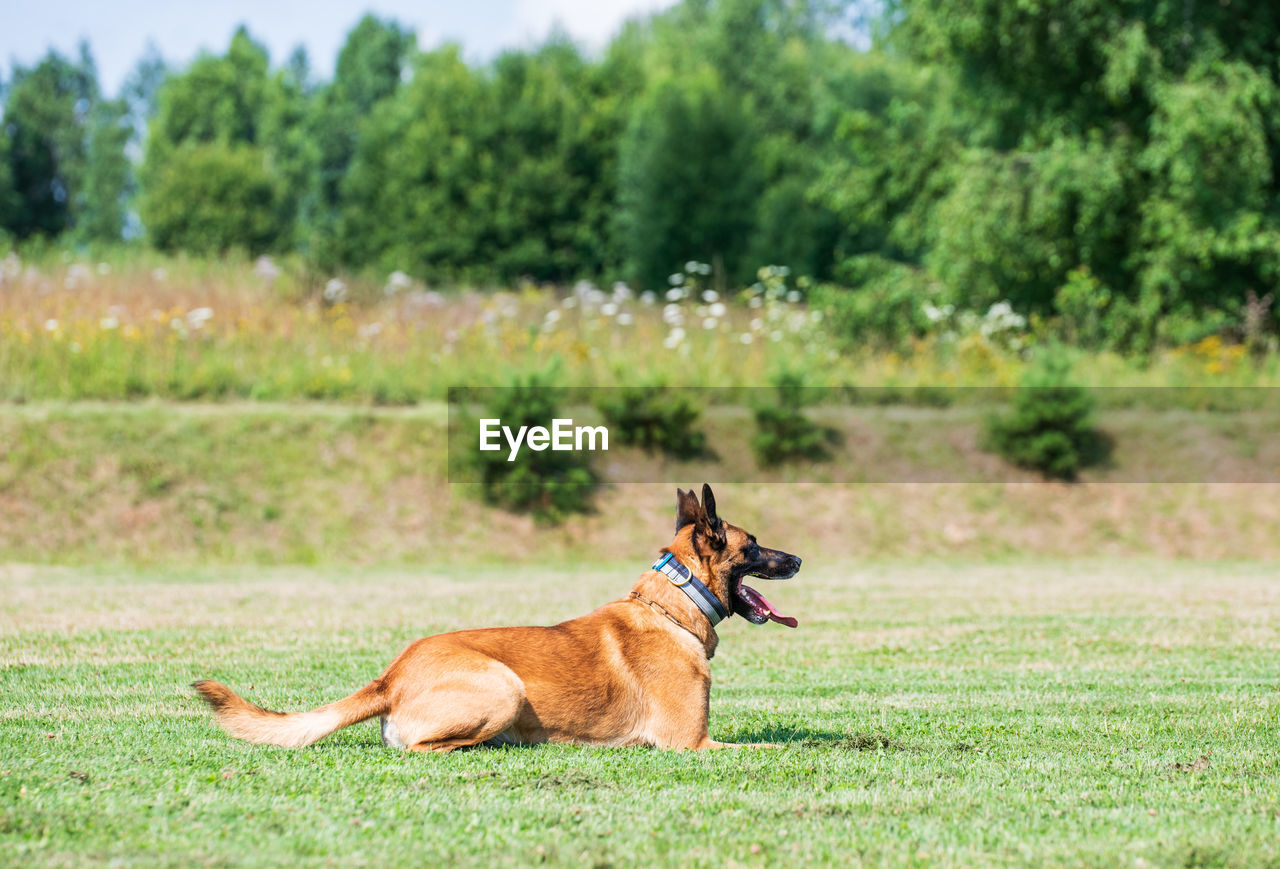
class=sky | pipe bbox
[0,0,680,95]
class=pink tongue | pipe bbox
[739,585,798,628]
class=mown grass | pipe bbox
[2,561,1277,867]
[2,253,1278,403]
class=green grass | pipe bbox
[2,253,1279,404]
[4,402,1280,566]
[3,561,1278,867]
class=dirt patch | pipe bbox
[1169,753,1212,772]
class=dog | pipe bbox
[193,484,801,752]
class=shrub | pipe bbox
[983,349,1106,481]
[471,374,596,523]
[140,143,287,256]
[1053,265,1113,349]
[596,385,708,457]
[751,370,839,467]
[813,255,944,351]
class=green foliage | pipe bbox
[141,27,294,252]
[472,374,597,523]
[145,27,271,149]
[5,0,1278,355]
[1,46,98,240]
[617,70,759,290]
[751,370,838,467]
[596,385,708,457]
[79,99,133,243]
[139,143,286,255]
[984,349,1104,481]
[812,256,941,351]
[303,15,415,263]
[831,0,1280,338]
[339,40,625,283]
[1053,266,1114,350]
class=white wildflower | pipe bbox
[186,307,214,329]
[100,317,119,330]
[663,327,686,348]
[668,273,685,286]
[0,252,21,283]
[709,302,726,318]
[384,270,413,295]
[323,278,349,304]
[702,317,718,330]
[254,256,280,283]
[739,333,753,344]
[44,318,58,332]
[601,302,619,317]
[786,290,801,303]
[612,282,632,301]
[65,264,91,289]
[616,312,633,326]
[640,291,657,306]
[701,290,719,303]
[662,304,684,325]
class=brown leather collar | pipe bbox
[629,590,701,640]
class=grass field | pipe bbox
[3,560,1278,867]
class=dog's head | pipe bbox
[671,484,802,628]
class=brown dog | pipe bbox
[193,484,801,752]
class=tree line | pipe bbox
[2,0,1278,347]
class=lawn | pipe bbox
[2,560,1277,867]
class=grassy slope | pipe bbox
[2,561,1278,867]
[2,403,1279,564]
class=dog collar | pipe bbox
[651,552,729,627]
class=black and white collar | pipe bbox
[651,552,729,627]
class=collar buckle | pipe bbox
[649,552,729,626]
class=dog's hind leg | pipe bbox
[390,661,528,754]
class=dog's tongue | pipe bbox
[739,584,798,628]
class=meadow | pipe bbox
[2,560,1278,867]
[3,253,1279,867]
[2,252,1279,404]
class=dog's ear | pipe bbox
[701,484,719,525]
[700,483,726,549]
[675,488,702,533]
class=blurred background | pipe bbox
[1,0,1278,565]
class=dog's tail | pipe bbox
[191,678,389,748]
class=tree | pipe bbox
[140,27,291,253]
[1,46,98,239]
[617,69,759,289]
[79,98,133,243]
[304,15,414,263]
[831,0,1280,344]
[141,143,285,255]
